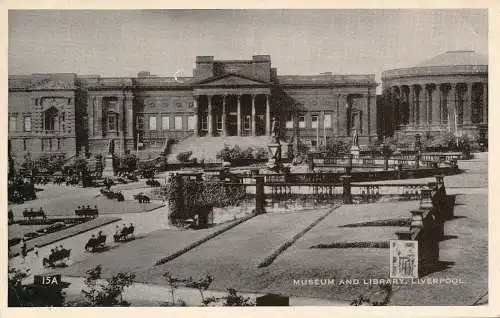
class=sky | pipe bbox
[8,9,488,86]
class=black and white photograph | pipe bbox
[4,6,492,312]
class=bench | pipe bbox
[75,208,99,218]
[85,235,107,252]
[42,249,71,268]
[114,226,135,242]
[23,210,47,221]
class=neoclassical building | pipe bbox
[380,50,488,139]
[8,55,378,162]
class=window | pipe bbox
[57,139,61,150]
[9,115,17,132]
[324,114,332,128]
[244,115,251,130]
[201,112,208,131]
[44,107,58,131]
[311,114,319,129]
[175,116,183,130]
[176,102,182,109]
[24,116,32,132]
[216,114,222,131]
[188,115,196,130]
[188,102,194,109]
[285,114,293,129]
[108,112,117,131]
[136,115,145,130]
[149,116,157,130]
[23,139,27,151]
[299,115,306,128]
[162,116,170,131]
[49,139,53,150]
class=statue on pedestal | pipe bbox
[352,129,359,147]
[107,139,115,155]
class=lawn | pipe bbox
[141,209,331,289]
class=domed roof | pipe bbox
[415,50,487,67]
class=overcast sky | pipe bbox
[9,9,488,84]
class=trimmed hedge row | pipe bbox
[257,205,341,268]
[339,218,411,228]
[154,213,256,266]
[310,241,389,249]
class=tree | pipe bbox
[79,265,136,306]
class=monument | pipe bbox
[266,117,283,172]
[102,139,116,178]
[350,129,360,158]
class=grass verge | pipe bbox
[257,204,341,268]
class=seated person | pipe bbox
[120,224,128,235]
[86,235,97,249]
[48,249,56,263]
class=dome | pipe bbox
[415,50,488,68]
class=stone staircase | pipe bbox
[167,135,273,163]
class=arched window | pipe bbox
[44,107,59,131]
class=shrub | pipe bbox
[79,265,136,307]
[176,151,193,163]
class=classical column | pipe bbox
[222,95,227,136]
[265,94,271,136]
[251,94,256,136]
[448,83,457,133]
[409,86,415,126]
[207,95,213,136]
[125,94,133,140]
[88,96,94,137]
[237,95,242,136]
[431,84,440,127]
[96,96,103,138]
[419,85,426,127]
[483,82,488,124]
[193,96,199,136]
[463,82,473,125]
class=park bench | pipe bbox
[42,249,71,268]
[85,235,107,252]
[23,210,47,221]
[114,226,135,242]
[146,178,161,187]
[133,193,150,203]
[100,188,125,201]
[75,207,99,218]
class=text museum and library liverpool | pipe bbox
[8,51,488,161]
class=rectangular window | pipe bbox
[49,139,53,150]
[201,112,208,131]
[324,113,332,128]
[175,116,183,130]
[285,114,293,129]
[108,113,117,131]
[299,115,306,128]
[176,102,182,109]
[244,115,251,130]
[9,115,17,132]
[311,114,319,129]
[24,116,31,132]
[188,115,196,130]
[216,114,222,131]
[136,115,144,131]
[23,139,27,151]
[149,116,157,130]
[57,139,61,150]
[162,116,169,131]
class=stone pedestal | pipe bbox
[102,154,115,178]
[350,145,360,159]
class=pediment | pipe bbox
[196,73,269,87]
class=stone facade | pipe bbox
[380,50,488,140]
[8,55,378,163]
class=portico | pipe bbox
[193,76,272,137]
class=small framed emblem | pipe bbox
[390,240,418,278]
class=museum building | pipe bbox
[8,55,378,161]
[380,50,488,139]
